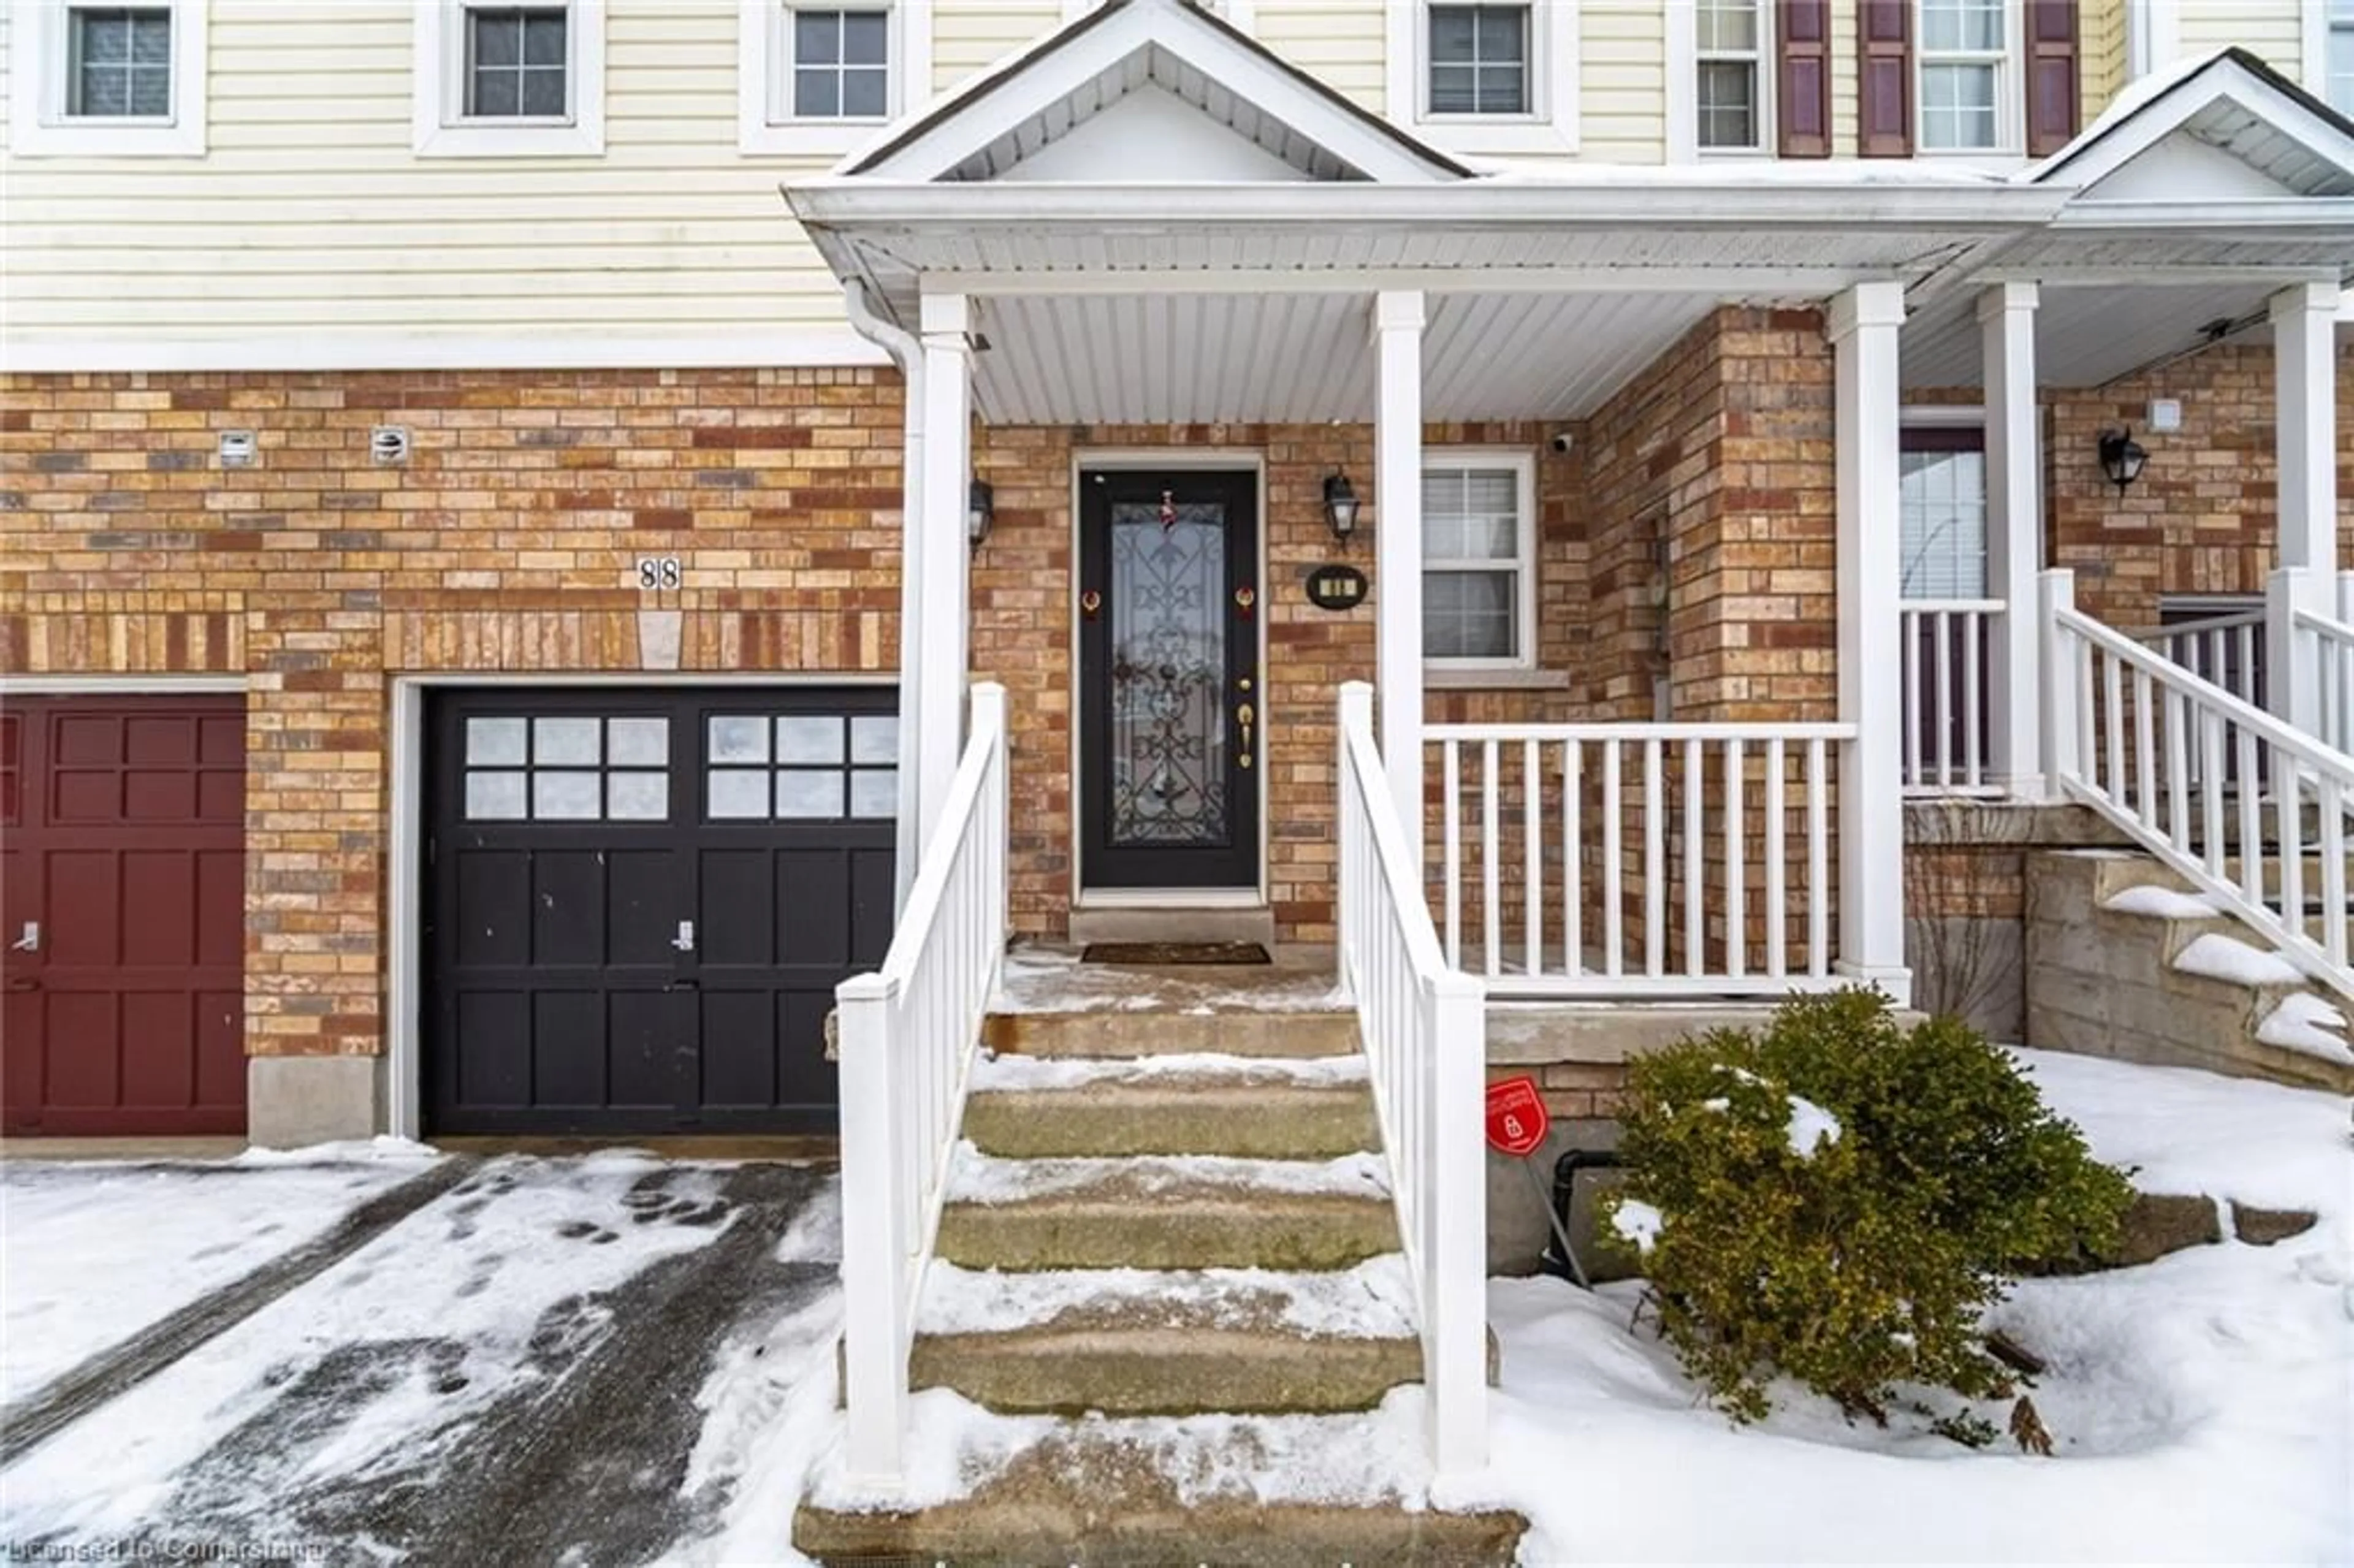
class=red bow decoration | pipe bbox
[1159,490,1177,531]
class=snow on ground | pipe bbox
[1,1149,438,1404]
[2256,992,2354,1065]
[2172,932,2307,988]
[2100,884,2222,921]
[968,1048,1368,1090]
[1,1151,742,1542]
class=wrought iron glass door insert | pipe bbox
[1078,469,1261,889]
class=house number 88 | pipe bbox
[636,557,683,592]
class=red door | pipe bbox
[1,695,247,1135]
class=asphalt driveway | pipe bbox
[0,1152,840,1566]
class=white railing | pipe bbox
[2137,606,2268,710]
[1900,597,2003,795]
[2043,572,2354,1007]
[2290,599,2354,759]
[1336,683,1486,1479]
[835,681,1011,1488]
[1428,719,1856,999]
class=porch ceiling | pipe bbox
[970,289,1727,424]
[1901,279,2307,390]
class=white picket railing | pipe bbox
[1427,719,1855,999]
[2043,572,2354,1007]
[2290,599,2354,759]
[835,682,1011,1488]
[2137,606,2268,709]
[1900,597,2003,795]
[1336,683,1486,1478]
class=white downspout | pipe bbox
[842,280,926,913]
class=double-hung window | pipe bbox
[10,0,208,157]
[1917,0,2006,151]
[414,0,606,158]
[1694,0,1769,150]
[741,0,912,154]
[1427,4,1529,116]
[1423,454,1537,668]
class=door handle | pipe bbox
[671,920,696,953]
[1236,703,1254,770]
[10,921,37,954]
[5,977,37,992]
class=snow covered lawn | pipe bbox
[1470,1049,2353,1563]
[1,1141,439,1405]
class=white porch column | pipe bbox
[916,291,974,856]
[1979,282,2046,798]
[1374,289,1426,865]
[1830,281,1912,1005]
[2266,280,2341,735]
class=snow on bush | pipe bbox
[1601,989,2135,1442]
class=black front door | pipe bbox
[423,687,896,1135]
[1078,468,1261,889]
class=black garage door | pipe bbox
[424,688,896,1135]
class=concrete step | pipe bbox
[908,1255,1425,1417]
[935,1145,1400,1271]
[962,1054,1380,1159]
[793,1402,1526,1566]
[985,1007,1358,1060]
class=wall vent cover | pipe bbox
[216,430,258,467]
[370,425,411,465]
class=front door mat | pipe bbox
[1079,942,1273,966]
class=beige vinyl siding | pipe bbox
[3,1,861,343]
[2081,0,2128,124]
[1579,0,1667,161]
[932,1,1061,96]
[1829,0,1859,156]
[2178,2,2303,77]
[1255,1,1386,113]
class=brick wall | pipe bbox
[2,367,907,1064]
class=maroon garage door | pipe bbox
[1,695,246,1136]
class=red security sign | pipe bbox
[1485,1075,1550,1157]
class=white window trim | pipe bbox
[1668,0,1774,161]
[9,0,208,158]
[1422,447,1540,672]
[1385,0,1579,156]
[413,0,606,159]
[2307,0,2354,114]
[739,0,931,156]
[1912,0,2026,161]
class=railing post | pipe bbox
[969,682,1011,943]
[2268,565,2323,739]
[1980,282,2045,799]
[1374,292,1427,870]
[835,971,908,1489]
[2040,569,2080,788]
[1425,967,1488,1476]
[1338,683,1374,977]
[1829,282,1911,1006]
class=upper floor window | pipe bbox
[1428,4,1528,116]
[2328,0,2354,116]
[1423,454,1537,668]
[9,0,208,157]
[413,0,606,158]
[1917,0,2006,150]
[740,0,920,154]
[1695,0,1769,150]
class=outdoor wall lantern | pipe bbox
[2097,428,2148,496]
[1323,471,1361,542]
[968,478,996,547]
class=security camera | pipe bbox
[1547,431,1575,455]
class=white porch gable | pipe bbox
[838,0,1468,185]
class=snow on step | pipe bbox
[2172,932,2306,988]
[2103,884,2223,921]
[2255,992,2354,1065]
[969,1049,1370,1092]
[918,1254,1419,1341]
[944,1142,1391,1206]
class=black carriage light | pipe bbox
[1323,470,1361,542]
[2097,427,2148,496]
[967,478,995,547]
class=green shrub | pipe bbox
[1601,988,2133,1433]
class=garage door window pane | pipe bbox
[607,717,668,767]
[709,768,770,819]
[466,771,527,820]
[466,717,528,767]
[534,771,601,819]
[709,716,769,764]
[776,771,844,819]
[534,717,601,766]
[850,769,897,819]
[850,714,898,764]
[606,771,668,820]
[777,716,844,764]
